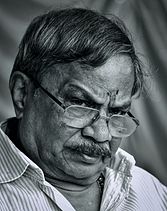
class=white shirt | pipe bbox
[0,119,167,211]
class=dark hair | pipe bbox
[10,8,143,97]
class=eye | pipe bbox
[108,108,127,116]
[118,111,127,115]
[68,97,89,107]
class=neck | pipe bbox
[46,175,104,211]
[45,176,96,191]
[45,173,105,193]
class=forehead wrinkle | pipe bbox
[71,62,115,94]
[108,89,119,106]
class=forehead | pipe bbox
[46,55,134,105]
[74,55,134,93]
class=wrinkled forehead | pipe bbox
[69,56,134,93]
[45,55,134,103]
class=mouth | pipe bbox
[65,142,111,165]
[77,152,101,164]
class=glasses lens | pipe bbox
[108,115,138,138]
[64,106,138,137]
[64,105,99,128]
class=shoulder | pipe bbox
[131,165,166,189]
[116,166,167,211]
[129,166,167,207]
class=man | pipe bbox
[0,8,166,211]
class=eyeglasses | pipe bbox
[32,77,139,138]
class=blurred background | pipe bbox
[0,0,167,185]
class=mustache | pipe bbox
[66,140,111,157]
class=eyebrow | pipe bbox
[64,83,107,104]
[64,82,132,110]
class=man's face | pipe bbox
[19,55,134,185]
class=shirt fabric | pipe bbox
[0,118,167,211]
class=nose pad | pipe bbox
[82,117,112,143]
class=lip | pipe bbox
[78,153,101,164]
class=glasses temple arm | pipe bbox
[28,75,65,109]
[127,111,140,126]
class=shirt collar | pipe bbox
[0,118,44,183]
[100,148,136,210]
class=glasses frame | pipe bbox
[30,76,140,127]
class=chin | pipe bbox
[69,172,101,186]
[63,162,105,184]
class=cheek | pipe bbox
[37,110,80,154]
[30,101,63,148]
[35,99,63,133]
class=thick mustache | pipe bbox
[66,141,111,157]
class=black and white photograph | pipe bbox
[0,0,167,210]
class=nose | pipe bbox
[82,116,112,143]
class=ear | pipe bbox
[9,71,31,119]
